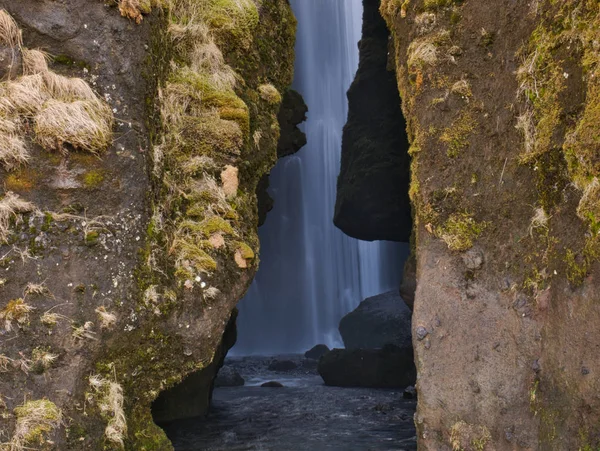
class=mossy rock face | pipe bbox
[381,0,600,448]
[0,0,297,449]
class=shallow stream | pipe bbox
[162,356,417,451]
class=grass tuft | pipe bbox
[89,375,127,446]
[258,84,282,104]
[95,306,117,330]
[0,9,22,50]
[22,49,49,75]
[1,298,34,331]
[436,212,486,251]
[0,192,36,242]
[34,99,114,154]
[11,399,62,449]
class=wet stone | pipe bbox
[261,381,284,388]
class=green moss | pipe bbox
[85,231,100,246]
[179,115,243,157]
[566,83,600,186]
[534,148,569,212]
[53,54,90,70]
[173,239,218,275]
[129,407,174,451]
[479,28,495,47]
[450,9,462,25]
[194,0,259,53]
[435,212,486,251]
[235,241,254,260]
[565,236,600,285]
[179,217,235,238]
[440,110,476,158]
[14,399,61,445]
[82,169,105,188]
[41,212,53,232]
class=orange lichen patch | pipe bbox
[220,165,239,198]
[4,168,38,191]
[234,249,248,268]
[208,232,225,249]
[118,0,145,24]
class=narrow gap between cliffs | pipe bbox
[151,0,417,449]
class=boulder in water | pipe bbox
[214,366,245,387]
[318,345,416,388]
[304,344,330,360]
[339,290,412,349]
[261,381,284,388]
[268,359,298,372]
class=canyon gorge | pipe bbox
[0,0,599,450]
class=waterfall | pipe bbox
[234,0,407,355]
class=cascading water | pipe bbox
[234,0,407,355]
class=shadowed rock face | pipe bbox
[334,0,411,242]
[257,89,308,227]
[277,89,308,159]
[339,290,412,349]
[318,345,416,388]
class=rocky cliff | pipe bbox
[335,0,412,242]
[378,0,600,449]
[0,0,296,449]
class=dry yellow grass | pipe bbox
[89,375,127,446]
[43,71,98,102]
[34,99,114,154]
[0,125,28,170]
[0,9,22,50]
[21,49,49,75]
[0,10,115,172]
[1,298,34,332]
[0,74,48,116]
[24,282,51,297]
[95,306,117,330]
[0,192,35,242]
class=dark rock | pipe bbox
[152,309,238,422]
[268,359,298,372]
[318,345,416,388]
[339,290,412,349]
[301,358,318,371]
[334,0,411,242]
[403,386,417,399]
[257,90,308,227]
[214,366,245,387]
[277,89,308,158]
[399,254,416,311]
[261,381,284,388]
[256,174,274,227]
[304,344,330,360]
[0,45,21,80]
